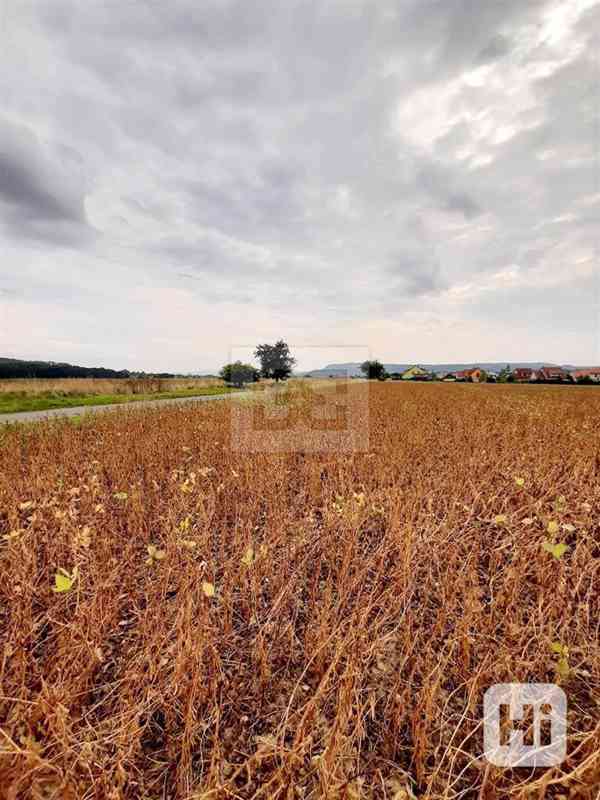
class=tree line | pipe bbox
[0,358,148,380]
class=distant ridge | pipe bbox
[299,362,578,377]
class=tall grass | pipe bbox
[0,377,222,397]
[0,383,598,798]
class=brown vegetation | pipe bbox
[0,377,222,397]
[0,383,598,798]
[0,377,223,395]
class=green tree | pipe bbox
[254,340,296,382]
[360,360,388,380]
[497,364,512,383]
[220,361,260,387]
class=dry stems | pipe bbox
[0,383,598,799]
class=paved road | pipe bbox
[0,391,252,425]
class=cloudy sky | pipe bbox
[0,0,598,372]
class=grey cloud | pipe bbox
[150,233,282,286]
[381,0,551,86]
[175,157,310,245]
[387,252,446,298]
[0,119,90,244]
[153,237,232,274]
[385,212,448,299]
[476,34,512,64]
[444,191,482,219]
[462,274,597,336]
[416,163,483,219]
[0,153,76,221]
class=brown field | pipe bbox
[0,382,598,799]
[0,377,222,397]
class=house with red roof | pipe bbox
[536,366,567,382]
[453,368,484,383]
[512,367,536,382]
[569,368,600,383]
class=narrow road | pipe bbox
[0,391,252,425]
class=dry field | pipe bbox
[0,383,598,799]
[0,377,222,397]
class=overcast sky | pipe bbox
[0,0,598,372]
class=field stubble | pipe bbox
[0,382,598,799]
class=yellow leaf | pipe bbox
[53,569,75,593]
[241,546,254,567]
[547,520,559,535]
[179,516,191,532]
[552,542,568,559]
[202,580,215,598]
[494,514,508,525]
[181,539,197,550]
[146,544,166,563]
[556,656,570,681]
[515,477,525,487]
[542,540,568,559]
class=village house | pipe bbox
[453,367,484,383]
[400,365,431,381]
[569,368,600,383]
[536,366,567,382]
[512,367,536,382]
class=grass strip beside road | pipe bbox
[0,386,239,415]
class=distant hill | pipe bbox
[0,357,174,380]
[299,362,578,378]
